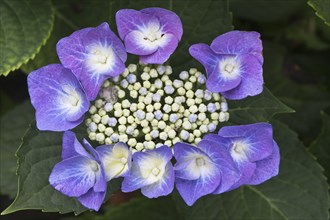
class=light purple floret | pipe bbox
[116,8,183,64]
[121,146,174,198]
[49,131,107,211]
[27,64,89,131]
[204,122,280,190]
[189,31,264,100]
[57,22,127,101]
[173,141,240,206]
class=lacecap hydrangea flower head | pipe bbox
[27,7,280,211]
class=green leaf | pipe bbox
[0,0,54,76]
[0,101,34,199]
[1,126,87,215]
[230,0,305,23]
[228,87,294,124]
[66,197,181,220]
[310,112,330,180]
[262,42,330,141]
[308,0,330,26]
[173,120,330,220]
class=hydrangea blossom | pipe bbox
[116,8,183,64]
[50,131,131,210]
[57,22,127,101]
[189,31,264,100]
[174,140,240,206]
[49,131,108,211]
[121,146,174,198]
[28,64,89,131]
[24,6,281,211]
[204,123,280,189]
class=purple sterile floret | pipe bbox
[116,8,183,64]
[189,31,263,100]
[204,122,280,190]
[173,141,240,206]
[28,64,89,131]
[57,22,127,101]
[49,131,107,211]
[121,146,174,198]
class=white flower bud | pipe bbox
[104,103,113,112]
[161,75,169,82]
[198,113,206,121]
[184,82,193,90]
[110,133,119,142]
[195,138,201,145]
[143,81,151,89]
[163,104,171,113]
[211,112,219,120]
[114,109,123,117]
[133,129,139,137]
[213,93,221,101]
[105,138,112,145]
[186,90,194,98]
[173,79,183,88]
[119,134,128,142]
[145,134,152,141]
[193,130,201,137]
[130,90,138,98]
[128,138,137,147]
[159,132,168,140]
[136,143,144,151]
[165,65,172,75]
[118,125,126,133]
[141,119,149,128]
[130,103,138,112]
[189,105,198,113]
[171,103,180,112]
[189,68,197,74]
[198,104,207,113]
[101,115,109,125]
[177,87,186,96]
[149,69,158,78]
[188,134,195,142]
[128,64,137,72]
[179,71,189,80]
[143,66,151,72]
[200,124,208,133]
[96,133,105,142]
[105,127,114,136]
[154,102,161,110]
[180,130,189,140]
[162,113,169,121]
[140,71,150,81]
[164,140,172,147]
[172,137,181,144]
[142,126,151,134]
[189,76,197,83]
[187,99,195,107]
[118,116,127,125]
[118,90,125,99]
[103,80,111,87]
[183,121,192,130]
[137,102,145,110]
[157,89,164,96]
[89,132,96,140]
[168,129,176,139]
[158,121,166,130]
[120,79,129,88]
[157,65,166,75]
[95,99,104,108]
[92,114,101,123]
[88,122,97,132]
[221,102,228,112]
[165,96,173,104]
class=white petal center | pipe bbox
[230,140,249,163]
[86,43,115,74]
[219,57,241,80]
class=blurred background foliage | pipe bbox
[0,0,329,219]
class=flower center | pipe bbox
[151,167,160,176]
[231,140,249,162]
[86,44,114,74]
[195,157,206,167]
[85,64,230,152]
[62,86,81,108]
[219,57,240,80]
[120,157,127,165]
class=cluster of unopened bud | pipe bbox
[85,63,229,152]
